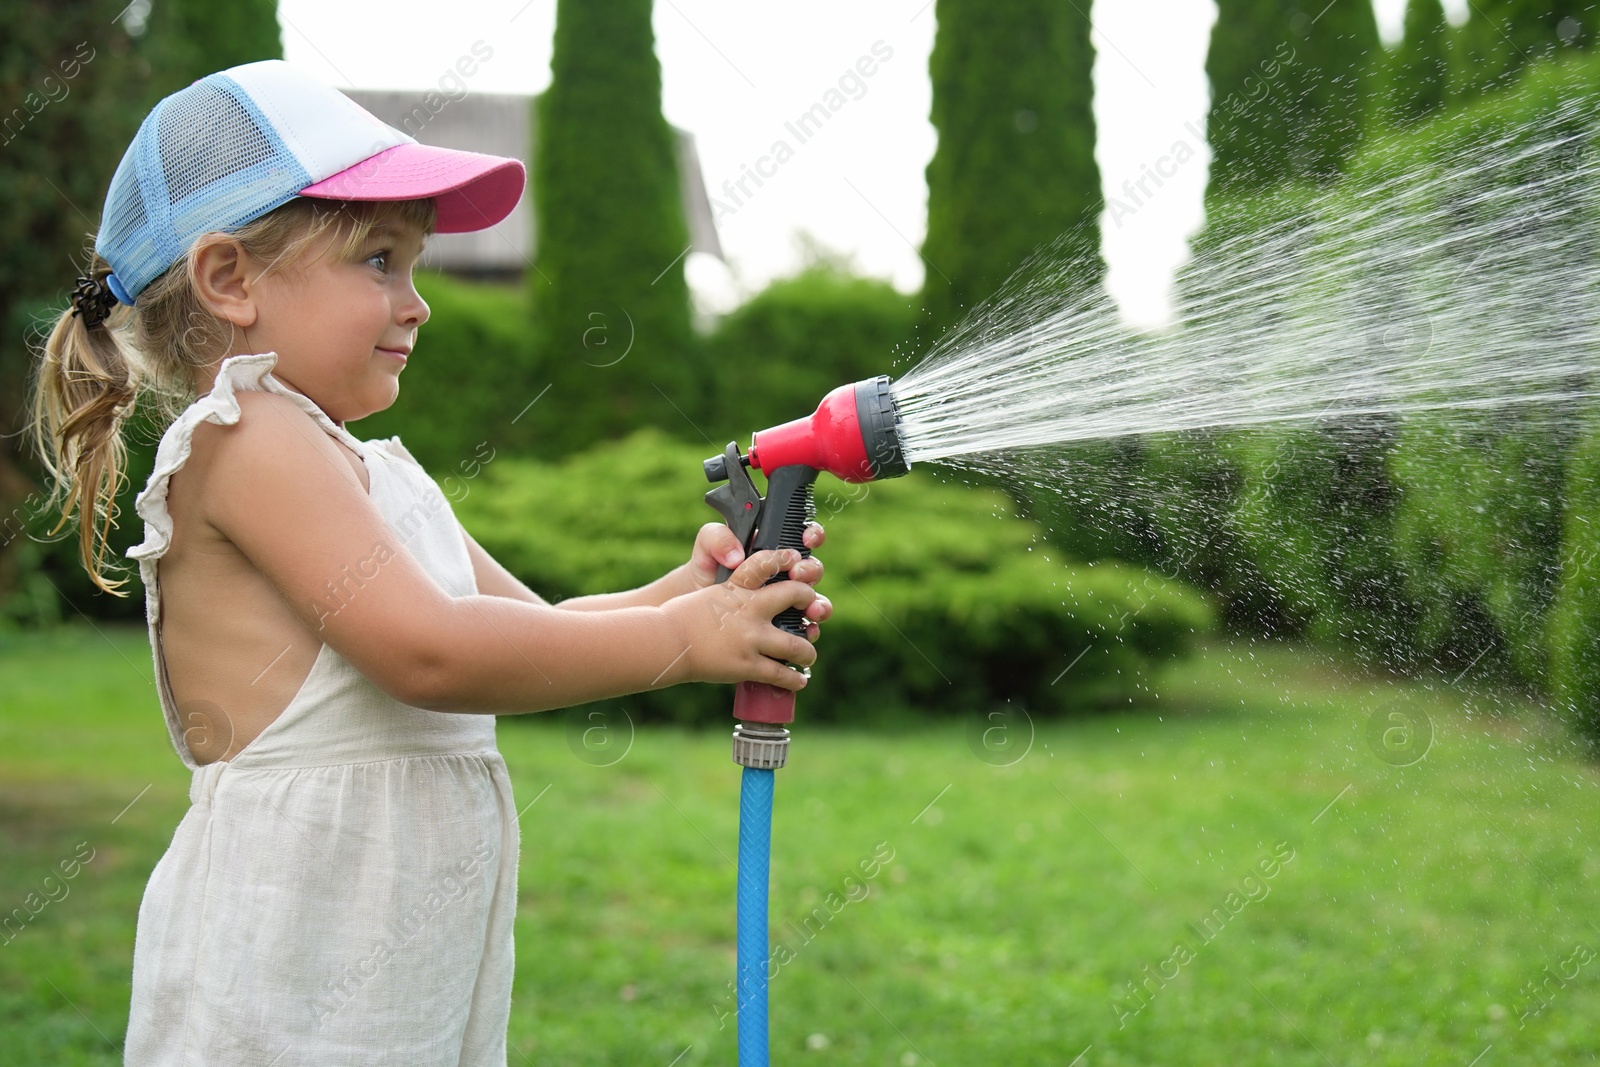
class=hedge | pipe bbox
[1162,51,1600,701]
[1548,401,1600,752]
[348,269,538,468]
[702,265,919,447]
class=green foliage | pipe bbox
[349,269,539,469]
[1348,48,1600,187]
[1128,432,1298,637]
[1388,0,1451,125]
[1457,0,1600,100]
[1204,0,1382,202]
[1228,424,1418,663]
[1162,185,1326,637]
[1547,403,1600,750]
[1390,412,1572,682]
[1350,52,1600,685]
[921,0,1103,338]
[140,0,282,105]
[530,0,700,457]
[1009,438,1165,568]
[0,8,156,623]
[0,11,148,415]
[1173,49,1600,694]
[451,429,1213,724]
[701,266,918,446]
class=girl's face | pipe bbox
[244,213,431,427]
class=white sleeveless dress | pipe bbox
[122,351,519,1066]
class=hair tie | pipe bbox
[70,272,119,330]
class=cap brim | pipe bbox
[299,143,526,233]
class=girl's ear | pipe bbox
[192,236,261,329]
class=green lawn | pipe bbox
[2,622,1598,1065]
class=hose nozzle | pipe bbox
[703,375,910,486]
[702,374,911,728]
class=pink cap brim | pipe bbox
[299,143,526,233]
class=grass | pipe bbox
[2,622,1599,1064]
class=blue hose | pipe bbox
[736,766,775,1067]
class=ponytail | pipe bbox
[27,253,141,596]
[25,195,439,599]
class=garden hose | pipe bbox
[703,376,910,1065]
[732,730,786,1066]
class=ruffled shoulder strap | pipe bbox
[126,351,366,566]
[368,435,426,472]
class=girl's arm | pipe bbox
[456,518,830,619]
[555,521,828,612]
[209,393,819,716]
[456,522,548,605]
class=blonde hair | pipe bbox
[26,195,438,597]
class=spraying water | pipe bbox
[889,95,1600,467]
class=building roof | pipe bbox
[343,88,724,275]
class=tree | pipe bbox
[921,0,1102,339]
[1204,0,1382,202]
[528,0,698,457]
[1548,402,1600,752]
[0,2,161,624]
[1390,0,1451,125]
[1458,0,1600,99]
[0,1,280,625]
[140,0,283,107]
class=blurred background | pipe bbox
[4,1,1599,1063]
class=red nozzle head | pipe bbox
[746,376,909,483]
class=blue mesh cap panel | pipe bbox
[96,107,163,301]
[134,97,177,292]
[97,138,149,284]
[168,74,311,247]
[159,81,277,202]
[95,73,312,302]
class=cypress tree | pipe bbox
[529,0,697,456]
[1391,0,1450,124]
[141,0,284,105]
[1189,2,1384,651]
[921,0,1102,338]
[1204,0,1381,202]
[0,2,157,619]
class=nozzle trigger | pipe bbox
[704,442,760,581]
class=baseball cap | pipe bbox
[96,59,526,305]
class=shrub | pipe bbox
[1227,423,1419,665]
[1389,411,1573,682]
[349,269,539,469]
[1547,402,1600,751]
[2,296,154,629]
[450,429,1214,725]
[702,266,919,447]
[1346,53,1600,683]
[1168,52,1600,683]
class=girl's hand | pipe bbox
[663,548,820,690]
[683,521,831,639]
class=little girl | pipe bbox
[26,60,829,1066]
